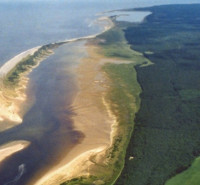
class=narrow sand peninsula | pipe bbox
[0,46,41,77]
[63,16,114,44]
[0,140,30,163]
[32,41,134,185]
[0,15,113,127]
[0,46,41,125]
[0,45,54,130]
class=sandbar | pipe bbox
[0,140,30,163]
[31,40,134,185]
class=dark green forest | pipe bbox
[116,4,200,185]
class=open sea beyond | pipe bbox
[0,0,198,184]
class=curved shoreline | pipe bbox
[0,16,113,127]
[0,16,113,79]
[0,46,42,78]
[0,11,148,184]
[0,140,30,163]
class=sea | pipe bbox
[0,0,198,67]
[0,0,198,184]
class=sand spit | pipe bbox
[0,46,42,125]
[0,47,54,130]
[32,42,135,185]
[62,17,114,44]
[0,46,41,77]
[0,140,30,163]
[0,16,113,127]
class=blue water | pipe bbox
[0,0,198,67]
[0,1,199,184]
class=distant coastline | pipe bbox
[32,10,152,185]
[0,10,150,185]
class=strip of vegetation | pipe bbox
[102,62,142,185]
[3,43,61,88]
[61,63,142,185]
[97,25,151,66]
[116,4,200,185]
[61,19,148,185]
[61,176,98,185]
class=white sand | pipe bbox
[0,46,41,77]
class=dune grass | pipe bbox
[3,44,59,88]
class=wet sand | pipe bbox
[32,41,135,184]
[0,16,113,128]
[31,42,112,185]
[0,141,30,163]
[0,17,116,185]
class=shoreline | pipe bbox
[0,16,113,79]
[0,16,113,126]
[32,40,137,185]
[0,140,30,163]
[0,46,41,78]
[30,42,114,185]
[1,13,139,184]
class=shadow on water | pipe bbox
[0,42,86,185]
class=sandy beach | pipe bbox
[0,46,41,77]
[31,37,135,184]
[0,140,30,163]
[30,41,112,184]
[0,46,42,126]
[0,45,55,131]
[0,16,113,128]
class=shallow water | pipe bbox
[0,0,196,66]
[0,0,199,184]
[0,42,87,185]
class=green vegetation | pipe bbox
[61,176,98,185]
[3,43,60,87]
[165,157,200,185]
[116,4,200,185]
[62,4,200,185]
[97,27,151,66]
[62,63,143,185]
[102,62,142,184]
[61,18,148,185]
